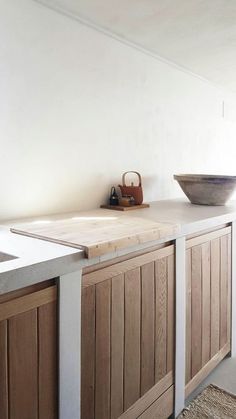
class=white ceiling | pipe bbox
[37,0,236,92]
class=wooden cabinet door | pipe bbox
[185,226,231,397]
[81,245,175,419]
[0,281,58,419]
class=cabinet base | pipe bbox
[185,342,230,398]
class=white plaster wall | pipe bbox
[1,0,236,221]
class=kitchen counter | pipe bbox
[9,197,236,235]
[1,198,236,419]
[1,198,236,294]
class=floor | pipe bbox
[186,355,236,406]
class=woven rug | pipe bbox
[178,384,236,418]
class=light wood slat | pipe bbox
[0,286,57,321]
[185,248,192,384]
[111,275,125,419]
[124,268,141,410]
[227,234,232,343]
[210,238,220,356]
[141,262,155,396]
[83,245,174,287]
[155,257,167,382]
[167,254,174,373]
[138,385,174,419]
[9,309,38,419]
[186,226,231,249]
[186,224,229,241]
[185,342,230,398]
[201,241,211,365]
[191,245,202,377]
[0,320,8,419]
[38,301,58,419]
[81,286,95,419]
[220,235,228,347]
[0,279,56,304]
[119,371,173,419]
[95,280,111,419]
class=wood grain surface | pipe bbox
[185,228,231,393]
[11,213,179,258]
[81,244,175,419]
[100,204,150,211]
[0,283,58,419]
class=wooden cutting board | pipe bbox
[11,214,179,259]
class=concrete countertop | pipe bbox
[1,198,236,294]
[0,225,83,294]
[122,199,236,234]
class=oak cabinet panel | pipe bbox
[81,245,175,419]
[0,281,58,419]
[185,227,231,396]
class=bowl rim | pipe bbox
[174,174,236,182]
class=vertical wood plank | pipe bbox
[38,301,58,419]
[155,257,167,382]
[0,320,8,419]
[220,235,228,347]
[141,262,155,396]
[81,285,95,419]
[95,279,111,419]
[167,254,174,374]
[191,245,202,377]
[211,237,220,356]
[124,268,141,410]
[201,241,211,365]
[9,309,38,419]
[111,274,124,419]
[185,249,192,384]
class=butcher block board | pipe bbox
[11,215,179,259]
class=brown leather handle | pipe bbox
[122,171,142,187]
